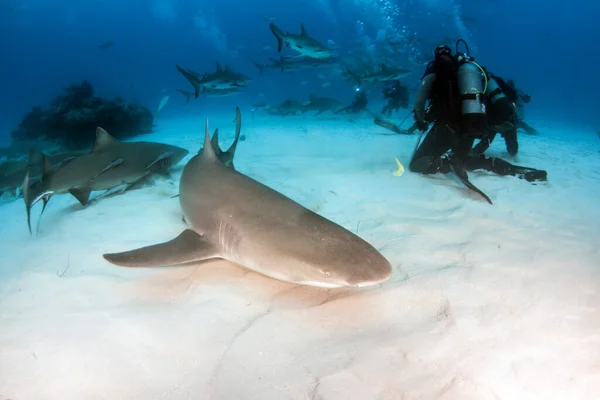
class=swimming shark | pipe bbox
[301,94,345,116]
[254,56,341,74]
[269,23,335,59]
[24,129,189,234]
[346,64,412,86]
[176,63,251,99]
[103,108,392,288]
[265,99,306,116]
[177,86,241,104]
[0,151,83,198]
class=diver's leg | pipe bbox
[463,155,547,182]
[409,123,455,174]
[473,132,496,154]
[503,129,519,156]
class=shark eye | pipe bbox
[325,272,331,277]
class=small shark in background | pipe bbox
[346,64,412,86]
[254,55,341,74]
[98,40,115,50]
[176,63,251,99]
[301,94,345,116]
[24,129,189,234]
[269,23,335,59]
[176,86,241,103]
[264,99,306,116]
[0,151,84,199]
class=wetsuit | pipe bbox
[409,60,547,182]
[381,81,409,116]
[336,90,368,114]
[473,74,519,156]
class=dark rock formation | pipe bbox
[11,80,154,148]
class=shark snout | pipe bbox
[342,253,393,288]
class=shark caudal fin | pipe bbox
[23,148,55,235]
[269,23,286,52]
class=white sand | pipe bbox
[1,113,599,399]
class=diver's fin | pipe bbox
[103,229,220,267]
[449,161,493,205]
[68,188,92,206]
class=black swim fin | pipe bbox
[449,157,493,205]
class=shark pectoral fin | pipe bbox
[89,159,124,182]
[68,188,92,206]
[146,151,174,171]
[103,229,219,268]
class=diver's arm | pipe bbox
[414,73,435,121]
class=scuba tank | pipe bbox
[485,74,507,104]
[454,39,488,136]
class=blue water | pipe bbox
[1,0,598,146]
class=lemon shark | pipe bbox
[103,108,392,288]
[24,129,189,234]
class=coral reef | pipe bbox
[11,80,154,148]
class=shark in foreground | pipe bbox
[103,108,392,288]
[24,129,189,234]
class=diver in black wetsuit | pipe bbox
[336,87,368,114]
[508,80,538,135]
[381,80,409,117]
[408,42,547,202]
[473,72,520,156]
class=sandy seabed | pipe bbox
[1,113,599,400]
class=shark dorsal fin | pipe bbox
[225,107,242,161]
[201,119,218,162]
[224,65,231,72]
[300,24,308,36]
[211,128,221,152]
[216,62,223,72]
[93,127,119,152]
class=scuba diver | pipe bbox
[336,87,368,114]
[409,41,547,203]
[508,79,538,135]
[381,80,409,116]
[472,71,520,156]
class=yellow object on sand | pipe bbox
[393,157,405,177]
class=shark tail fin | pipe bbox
[224,107,242,168]
[23,149,54,235]
[176,65,201,99]
[269,23,285,52]
[346,69,362,86]
[253,62,265,75]
[176,89,192,104]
